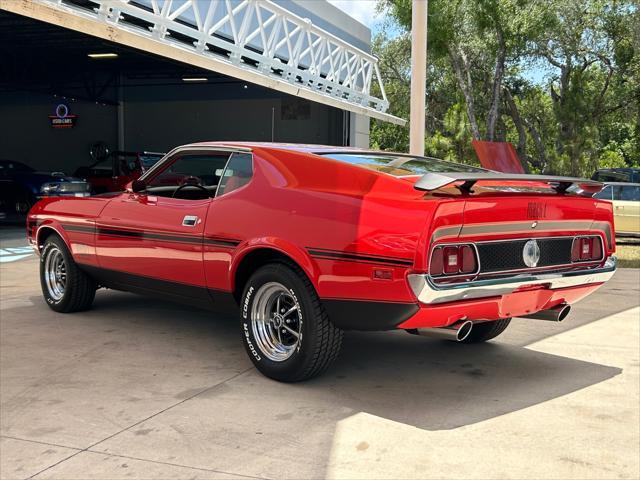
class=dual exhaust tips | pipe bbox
[410,304,571,342]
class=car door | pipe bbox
[95,149,232,300]
[612,185,640,234]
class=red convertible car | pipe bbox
[27,142,617,381]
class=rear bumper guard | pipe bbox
[408,256,617,305]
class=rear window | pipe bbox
[318,153,486,177]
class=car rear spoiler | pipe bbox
[414,172,603,194]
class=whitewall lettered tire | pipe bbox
[240,263,342,382]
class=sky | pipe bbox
[327,0,548,84]
[326,0,384,32]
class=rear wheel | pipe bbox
[461,318,511,343]
[40,235,97,312]
[240,263,342,382]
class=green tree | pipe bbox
[382,0,551,141]
[532,0,640,175]
[372,0,639,175]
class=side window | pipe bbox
[619,186,640,201]
[594,185,612,200]
[216,153,253,197]
[146,152,231,199]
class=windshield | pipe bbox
[318,152,486,177]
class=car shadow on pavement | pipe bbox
[65,292,623,431]
[306,331,621,430]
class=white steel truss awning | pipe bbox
[2,0,405,125]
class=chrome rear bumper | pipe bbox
[408,256,617,305]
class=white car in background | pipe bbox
[594,182,640,238]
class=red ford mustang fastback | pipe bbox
[27,142,617,381]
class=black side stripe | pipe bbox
[61,224,95,233]
[96,226,240,248]
[307,247,413,267]
[204,237,241,247]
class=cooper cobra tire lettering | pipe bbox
[239,262,343,382]
[243,321,261,361]
[242,286,254,320]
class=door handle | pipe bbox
[182,215,199,227]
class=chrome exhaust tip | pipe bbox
[520,304,571,322]
[412,319,474,342]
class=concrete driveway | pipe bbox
[1,227,639,479]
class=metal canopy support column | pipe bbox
[409,0,428,155]
[1,0,406,126]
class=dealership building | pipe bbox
[0,0,402,174]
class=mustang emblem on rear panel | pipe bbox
[523,239,541,268]
[527,202,547,219]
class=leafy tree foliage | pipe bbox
[372,0,639,176]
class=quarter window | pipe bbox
[216,153,253,197]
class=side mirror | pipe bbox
[128,179,146,193]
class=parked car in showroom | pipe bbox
[27,143,617,381]
[74,150,165,194]
[0,159,90,221]
[593,182,640,238]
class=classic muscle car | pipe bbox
[27,142,617,381]
[593,182,640,238]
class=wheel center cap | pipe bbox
[273,314,284,328]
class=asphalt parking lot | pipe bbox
[1,226,639,479]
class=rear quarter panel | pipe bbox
[204,148,453,302]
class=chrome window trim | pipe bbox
[214,151,255,199]
[139,145,252,183]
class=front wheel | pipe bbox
[240,263,343,382]
[40,235,97,312]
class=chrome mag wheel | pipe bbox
[250,282,302,362]
[44,246,67,301]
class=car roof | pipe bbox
[184,141,378,155]
[596,168,640,172]
[601,182,640,186]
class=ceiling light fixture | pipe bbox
[182,77,208,82]
[87,53,119,59]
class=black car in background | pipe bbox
[0,159,90,222]
[592,168,640,183]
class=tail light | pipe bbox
[430,244,477,276]
[571,236,602,262]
